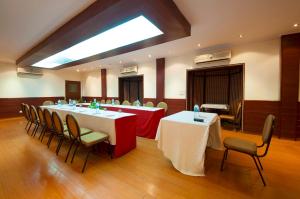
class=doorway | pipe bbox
[119,75,143,103]
[65,80,81,101]
[186,64,244,116]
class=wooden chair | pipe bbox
[122,100,131,106]
[65,114,109,172]
[52,111,69,156]
[220,114,276,186]
[106,99,112,104]
[100,99,106,104]
[22,103,31,130]
[157,102,168,113]
[41,109,56,147]
[36,107,47,140]
[29,105,39,137]
[43,100,54,106]
[114,100,120,105]
[220,102,242,130]
[145,101,154,107]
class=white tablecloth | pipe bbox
[79,103,163,112]
[200,104,229,110]
[41,105,135,145]
[156,111,223,176]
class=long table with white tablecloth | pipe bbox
[42,105,137,157]
[156,111,223,176]
[79,103,165,139]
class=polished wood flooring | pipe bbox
[0,117,299,199]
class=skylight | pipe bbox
[32,15,163,68]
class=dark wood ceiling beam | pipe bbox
[17,0,190,69]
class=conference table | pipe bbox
[42,105,137,158]
[80,103,165,139]
[156,111,223,176]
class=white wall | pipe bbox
[165,39,280,100]
[0,63,81,98]
[80,39,281,101]
[106,60,156,98]
[81,70,101,97]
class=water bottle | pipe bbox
[95,102,100,113]
[194,104,200,120]
[69,99,71,105]
[112,98,115,105]
[58,99,61,107]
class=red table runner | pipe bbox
[103,106,165,139]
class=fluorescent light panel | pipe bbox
[32,15,163,68]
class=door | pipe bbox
[65,80,81,101]
[119,76,143,103]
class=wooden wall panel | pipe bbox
[156,58,165,102]
[0,97,64,118]
[101,69,107,99]
[164,99,186,115]
[280,33,300,139]
[243,100,280,135]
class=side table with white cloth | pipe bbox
[156,111,223,176]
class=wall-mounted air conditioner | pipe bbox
[194,50,231,64]
[17,67,43,76]
[120,65,138,74]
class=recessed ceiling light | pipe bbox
[76,69,80,72]
[239,34,243,38]
[148,54,152,58]
[294,23,298,27]
[119,60,122,64]
[32,15,163,68]
[197,43,201,47]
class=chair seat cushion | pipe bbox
[224,137,257,155]
[220,114,235,121]
[63,127,92,138]
[81,132,108,147]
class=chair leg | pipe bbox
[220,149,228,171]
[47,134,54,148]
[56,137,64,155]
[252,156,266,186]
[71,143,80,163]
[65,140,75,162]
[256,156,264,170]
[30,125,37,136]
[38,127,45,140]
[25,120,30,130]
[82,149,91,173]
[33,124,40,137]
[225,149,229,160]
[40,129,47,142]
[27,122,33,134]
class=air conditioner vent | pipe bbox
[17,67,43,76]
[194,50,231,64]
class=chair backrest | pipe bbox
[234,101,242,123]
[157,102,168,113]
[30,105,38,122]
[60,100,67,104]
[262,114,276,144]
[114,100,120,105]
[43,100,54,106]
[145,101,154,107]
[122,100,131,106]
[100,99,105,104]
[24,104,31,121]
[66,114,81,140]
[52,111,64,135]
[43,109,53,129]
[36,107,45,125]
[106,99,111,104]
[21,103,25,117]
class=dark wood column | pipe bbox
[280,33,300,139]
[101,69,107,99]
[156,58,165,102]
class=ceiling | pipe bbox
[0,0,300,71]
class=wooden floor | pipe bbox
[0,118,300,199]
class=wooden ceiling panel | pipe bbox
[16,0,190,69]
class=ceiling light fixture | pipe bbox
[197,43,201,47]
[148,54,152,58]
[294,23,298,27]
[32,15,163,68]
[76,69,80,72]
[239,34,243,38]
[119,60,122,64]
